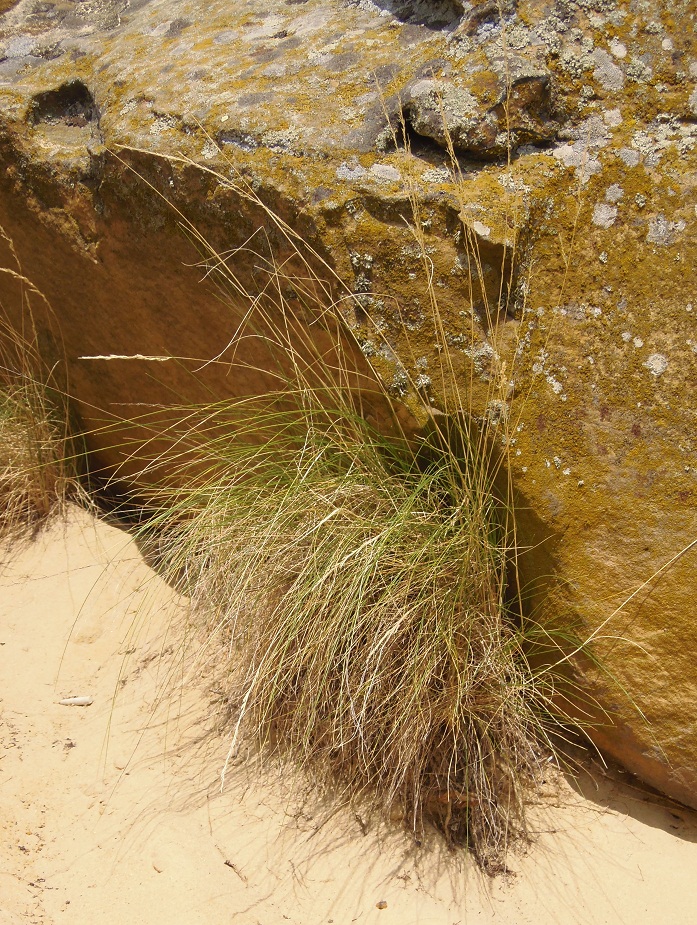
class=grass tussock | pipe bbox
[0,386,72,535]
[108,142,581,870]
[140,398,549,868]
[0,226,76,538]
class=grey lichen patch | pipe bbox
[350,251,374,294]
[369,163,401,182]
[149,114,178,136]
[621,332,645,349]
[484,398,509,427]
[553,140,601,181]
[608,38,627,60]
[628,118,697,166]
[413,371,432,393]
[690,87,697,116]
[261,127,301,153]
[336,161,367,181]
[646,214,686,246]
[592,48,624,91]
[643,353,669,377]
[421,165,452,183]
[404,77,479,140]
[559,47,594,80]
[603,109,622,128]
[592,202,617,227]
[618,147,641,167]
[464,341,499,382]
[552,113,619,181]
[626,58,653,84]
[218,128,258,153]
[604,183,623,202]
[387,365,409,398]
[556,303,602,322]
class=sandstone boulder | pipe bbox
[0,0,695,807]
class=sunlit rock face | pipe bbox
[0,0,695,807]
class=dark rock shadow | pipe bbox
[27,79,98,128]
[352,0,462,29]
[563,751,697,846]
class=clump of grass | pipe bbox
[105,146,579,870]
[0,385,71,534]
[139,395,549,867]
[0,226,76,537]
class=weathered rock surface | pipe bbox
[0,0,695,807]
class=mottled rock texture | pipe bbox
[0,0,695,806]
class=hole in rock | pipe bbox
[28,80,97,128]
[366,0,462,29]
[392,115,451,163]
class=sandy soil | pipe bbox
[1,507,696,925]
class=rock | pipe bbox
[455,0,517,37]
[401,59,558,159]
[0,0,695,810]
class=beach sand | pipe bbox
[1,507,696,925]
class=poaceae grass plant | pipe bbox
[137,393,554,867]
[101,141,588,871]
